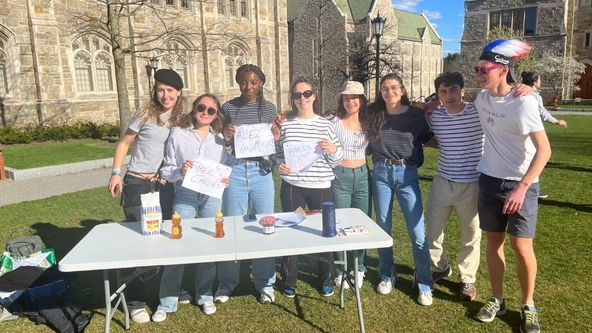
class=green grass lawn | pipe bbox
[558,104,592,110]
[2,139,118,169]
[0,116,591,332]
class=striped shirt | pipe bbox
[330,116,368,161]
[426,103,483,182]
[221,97,277,126]
[370,106,432,166]
[276,115,343,188]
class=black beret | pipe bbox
[154,69,184,90]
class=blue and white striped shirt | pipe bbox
[426,103,483,182]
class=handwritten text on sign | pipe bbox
[234,123,276,159]
[181,158,232,199]
[284,141,323,173]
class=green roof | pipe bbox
[287,0,306,21]
[393,9,442,44]
[287,0,373,23]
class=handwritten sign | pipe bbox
[234,123,276,159]
[181,158,232,199]
[284,141,323,173]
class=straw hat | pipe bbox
[338,81,365,98]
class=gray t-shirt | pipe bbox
[127,112,171,173]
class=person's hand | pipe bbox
[108,175,123,198]
[513,84,535,97]
[181,160,193,176]
[503,182,529,214]
[557,119,568,128]
[221,177,230,187]
[278,163,292,175]
[223,124,236,144]
[318,139,337,154]
[271,118,282,143]
[423,99,440,115]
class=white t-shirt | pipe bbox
[475,90,544,182]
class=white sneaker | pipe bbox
[259,290,275,304]
[201,302,216,315]
[377,277,393,295]
[179,289,192,304]
[214,287,231,303]
[151,309,167,322]
[353,271,365,289]
[334,274,350,289]
[130,308,150,324]
[418,291,433,306]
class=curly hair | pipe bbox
[366,73,410,142]
[335,94,371,136]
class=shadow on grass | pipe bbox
[468,298,522,332]
[540,199,592,213]
[270,295,330,333]
[545,161,592,173]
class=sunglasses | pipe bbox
[291,90,314,100]
[195,104,217,116]
[474,64,502,75]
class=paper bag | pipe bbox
[141,192,162,235]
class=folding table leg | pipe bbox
[338,250,347,309]
[353,256,365,333]
[115,269,130,330]
[103,270,111,333]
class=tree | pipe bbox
[534,51,586,99]
[60,0,249,136]
[346,34,401,86]
[443,52,461,73]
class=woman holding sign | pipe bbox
[154,94,229,320]
[107,69,185,323]
[367,73,434,306]
[329,81,372,290]
[220,64,279,304]
[276,78,343,298]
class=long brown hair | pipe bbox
[135,81,186,127]
[336,94,371,136]
[287,77,320,118]
[179,93,225,133]
[367,73,410,141]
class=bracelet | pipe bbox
[111,168,121,176]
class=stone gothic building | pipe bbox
[0,0,290,126]
[461,0,592,99]
[287,0,443,111]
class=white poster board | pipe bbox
[283,141,323,173]
[234,123,276,159]
[181,158,232,199]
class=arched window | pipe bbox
[72,35,115,93]
[0,49,7,96]
[156,39,191,89]
[224,42,248,88]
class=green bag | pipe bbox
[5,235,45,259]
[0,252,13,276]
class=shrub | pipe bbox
[0,122,120,144]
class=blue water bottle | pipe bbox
[322,201,337,237]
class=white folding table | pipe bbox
[59,208,392,333]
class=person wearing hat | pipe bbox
[473,39,551,333]
[329,81,371,290]
[107,68,187,324]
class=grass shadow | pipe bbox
[540,199,592,213]
[545,161,592,173]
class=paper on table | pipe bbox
[181,158,232,199]
[284,141,323,173]
[234,123,276,159]
[273,212,306,227]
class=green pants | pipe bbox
[332,165,370,272]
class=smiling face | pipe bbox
[342,94,361,115]
[193,96,218,127]
[476,60,506,89]
[155,82,181,111]
[380,78,406,106]
[291,82,316,113]
[239,71,263,102]
[437,83,464,110]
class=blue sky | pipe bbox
[392,0,465,55]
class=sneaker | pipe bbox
[151,309,167,323]
[417,291,433,306]
[460,282,477,301]
[334,274,350,290]
[476,297,506,322]
[353,271,365,289]
[214,287,231,304]
[320,284,334,297]
[259,290,275,304]
[179,289,192,304]
[432,266,452,283]
[130,308,150,324]
[283,286,296,298]
[538,191,548,199]
[520,305,540,333]
[377,277,393,295]
[201,302,216,315]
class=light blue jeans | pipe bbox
[222,157,276,294]
[372,163,433,293]
[158,185,221,312]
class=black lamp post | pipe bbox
[149,57,159,95]
[372,13,385,99]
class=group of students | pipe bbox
[107,39,551,333]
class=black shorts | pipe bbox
[478,174,539,238]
